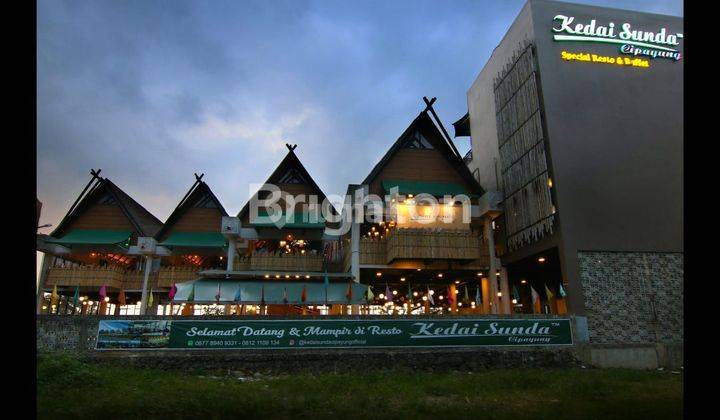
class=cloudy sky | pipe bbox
[37,0,682,234]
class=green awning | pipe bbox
[159,232,227,249]
[382,180,476,198]
[249,210,325,229]
[45,230,132,248]
[173,279,368,305]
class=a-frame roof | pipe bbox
[361,110,485,197]
[50,174,164,239]
[154,176,228,240]
[237,144,331,220]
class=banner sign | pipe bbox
[96,318,573,350]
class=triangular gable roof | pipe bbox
[51,176,164,239]
[154,178,228,240]
[361,111,485,196]
[238,145,332,220]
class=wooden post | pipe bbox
[227,237,237,271]
[481,278,491,314]
[499,268,511,314]
[449,284,458,314]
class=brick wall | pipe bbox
[578,251,683,345]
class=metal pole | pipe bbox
[139,256,153,314]
[226,237,236,271]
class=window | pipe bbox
[402,130,434,149]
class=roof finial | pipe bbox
[286,143,297,151]
[194,173,205,182]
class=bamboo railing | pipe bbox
[157,266,198,288]
[249,251,324,272]
[360,237,387,265]
[46,266,125,289]
[385,228,483,262]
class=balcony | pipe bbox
[46,266,125,289]
[356,228,489,267]
[45,266,201,290]
[237,251,325,272]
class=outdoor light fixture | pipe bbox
[376,272,382,277]
[439,296,444,300]
[265,274,270,278]
[497,292,502,297]
[400,277,406,282]
[422,296,427,301]
[454,280,459,284]
[538,257,546,263]
[429,290,434,295]
[477,272,482,277]
[521,279,527,284]
[438,273,443,278]
[295,275,300,279]
[104,297,110,302]
[547,178,553,188]
[512,299,518,304]
[413,292,418,297]
[305,275,310,279]
[392,290,398,295]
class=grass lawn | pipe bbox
[37,354,682,419]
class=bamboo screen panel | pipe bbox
[494,41,555,250]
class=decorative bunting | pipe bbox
[559,283,567,298]
[215,282,222,303]
[234,284,242,303]
[475,285,481,306]
[99,285,107,299]
[366,285,374,302]
[50,284,59,307]
[72,286,80,309]
[545,284,555,301]
[283,287,289,304]
[427,286,434,305]
[385,284,391,301]
[346,283,353,302]
[147,288,154,308]
[168,284,177,301]
[512,286,520,301]
[446,285,455,305]
[187,284,195,302]
[464,285,470,303]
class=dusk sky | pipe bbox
[37,0,683,235]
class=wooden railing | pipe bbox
[157,267,198,288]
[360,237,387,265]
[46,266,125,289]
[386,228,483,262]
[249,251,324,272]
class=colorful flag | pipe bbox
[50,284,59,307]
[531,286,540,304]
[215,282,222,303]
[475,285,481,306]
[72,286,80,307]
[559,283,567,298]
[301,285,307,303]
[385,284,391,301]
[283,287,289,304]
[168,284,177,301]
[324,271,329,305]
[512,286,520,301]
[187,284,195,302]
[464,285,470,303]
[545,284,555,301]
[118,288,126,306]
[147,289,154,308]
[346,283,353,302]
[366,285,374,302]
[234,284,242,302]
[446,286,455,305]
[427,286,434,305]
[99,285,107,299]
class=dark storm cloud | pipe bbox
[37,0,683,233]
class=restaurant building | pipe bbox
[454,0,682,355]
[35,0,681,366]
